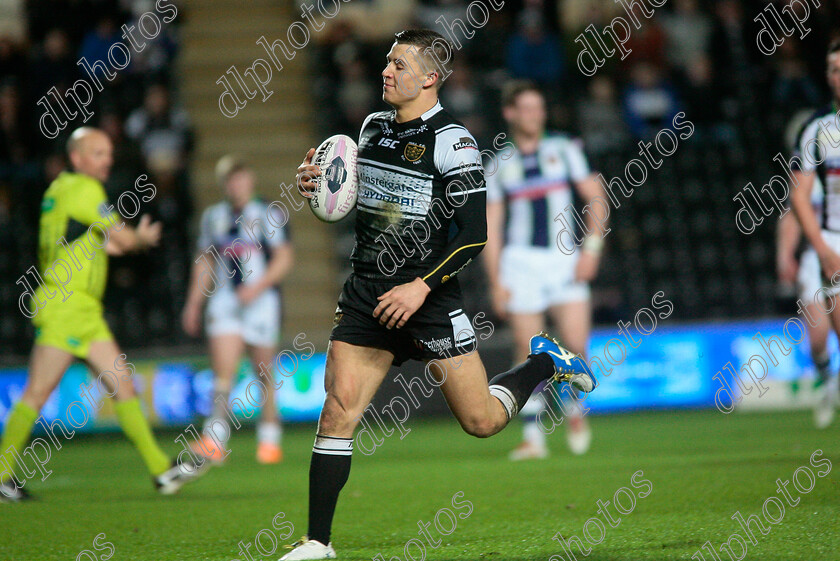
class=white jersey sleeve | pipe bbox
[794,119,822,173]
[485,153,504,203]
[264,203,289,248]
[434,125,484,191]
[563,137,591,182]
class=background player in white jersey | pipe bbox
[484,81,607,459]
[181,155,294,463]
[789,39,840,429]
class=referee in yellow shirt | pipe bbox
[0,127,205,501]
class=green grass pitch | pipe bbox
[3,409,838,561]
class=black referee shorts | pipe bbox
[330,273,478,366]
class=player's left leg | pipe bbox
[85,340,206,493]
[798,248,834,427]
[548,299,593,455]
[427,337,595,439]
[814,298,837,428]
[243,289,283,463]
[247,344,283,464]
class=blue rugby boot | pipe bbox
[529,332,597,393]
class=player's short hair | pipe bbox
[501,80,544,107]
[215,154,250,186]
[394,28,452,89]
[829,37,840,56]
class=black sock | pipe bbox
[488,353,555,420]
[307,435,353,545]
[815,352,831,383]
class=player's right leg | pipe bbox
[248,344,283,464]
[548,299,593,456]
[197,333,246,463]
[808,300,833,428]
[499,245,554,460]
[507,312,550,460]
[799,247,834,428]
[280,341,393,560]
[0,345,73,502]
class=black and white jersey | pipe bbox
[351,101,487,288]
[793,104,840,230]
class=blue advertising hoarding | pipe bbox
[0,318,831,432]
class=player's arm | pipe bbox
[182,208,214,336]
[420,182,488,290]
[573,172,607,282]
[790,169,840,281]
[484,198,508,318]
[105,214,161,255]
[182,254,210,336]
[776,207,800,284]
[236,243,294,305]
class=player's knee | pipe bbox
[319,393,361,434]
[459,415,496,438]
[22,384,52,410]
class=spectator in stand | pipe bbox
[576,76,629,157]
[622,62,681,139]
[625,14,666,68]
[0,80,38,181]
[506,8,565,89]
[101,111,146,201]
[441,60,487,145]
[771,41,822,113]
[125,83,194,173]
[660,0,713,76]
[0,37,26,83]
[336,56,375,134]
[79,15,122,80]
[28,28,75,103]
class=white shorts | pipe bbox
[205,288,280,347]
[798,246,823,302]
[500,246,590,314]
[816,230,840,298]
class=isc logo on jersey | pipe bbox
[309,134,358,223]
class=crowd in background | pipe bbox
[1,0,840,355]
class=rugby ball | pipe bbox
[308,134,358,223]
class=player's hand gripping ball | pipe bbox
[304,134,358,222]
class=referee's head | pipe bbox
[66,127,113,183]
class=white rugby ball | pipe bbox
[309,134,358,223]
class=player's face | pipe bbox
[828,52,840,103]
[382,42,431,107]
[225,170,254,208]
[506,91,546,137]
[72,133,113,182]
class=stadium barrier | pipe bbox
[0,317,834,437]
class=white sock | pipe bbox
[524,421,546,448]
[257,421,282,445]
[202,415,231,446]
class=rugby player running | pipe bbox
[281,29,596,560]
